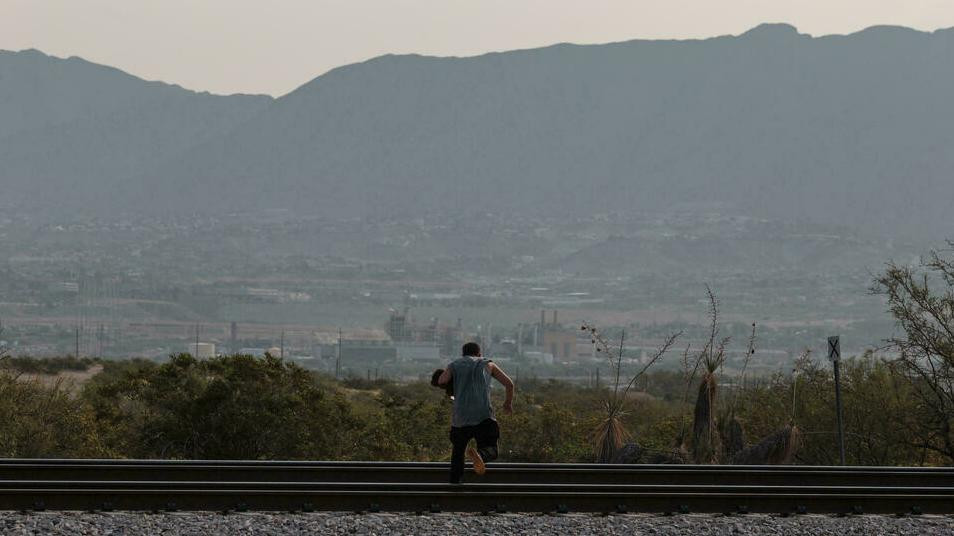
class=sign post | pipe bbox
[828,336,846,465]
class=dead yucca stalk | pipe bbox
[583,323,681,463]
[674,343,696,450]
[730,424,801,465]
[719,322,756,459]
[726,322,757,415]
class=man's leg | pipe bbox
[474,418,500,464]
[449,427,468,484]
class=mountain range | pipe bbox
[2,24,953,241]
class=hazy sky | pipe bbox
[4,0,954,96]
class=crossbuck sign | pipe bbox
[828,336,840,362]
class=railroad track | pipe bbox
[1,460,952,514]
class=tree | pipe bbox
[874,244,954,463]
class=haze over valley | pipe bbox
[1,23,949,376]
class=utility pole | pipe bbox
[280,330,285,359]
[75,325,80,358]
[828,336,847,465]
[335,327,341,379]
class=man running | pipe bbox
[437,342,514,484]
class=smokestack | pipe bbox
[517,323,523,356]
[540,309,546,329]
[552,310,558,326]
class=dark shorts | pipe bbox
[449,418,499,483]
[450,418,499,448]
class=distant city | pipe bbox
[0,207,904,380]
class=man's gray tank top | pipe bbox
[449,356,495,427]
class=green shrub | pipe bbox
[0,373,105,457]
[82,353,363,459]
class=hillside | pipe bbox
[3,25,954,240]
[0,49,271,216]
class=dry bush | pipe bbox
[722,415,745,459]
[730,424,801,465]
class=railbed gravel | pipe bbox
[2,512,954,535]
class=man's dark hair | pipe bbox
[462,342,481,357]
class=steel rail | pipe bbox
[1,460,951,486]
[1,460,952,514]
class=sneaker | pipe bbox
[466,446,486,476]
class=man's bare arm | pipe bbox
[437,366,453,386]
[488,362,514,414]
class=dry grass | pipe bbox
[593,410,627,463]
[10,365,104,396]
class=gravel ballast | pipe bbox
[3,512,954,535]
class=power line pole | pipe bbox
[828,336,846,465]
[75,325,80,358]
[280,329,285,359]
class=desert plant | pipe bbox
[685,287,800,465]
[582,323,680,462]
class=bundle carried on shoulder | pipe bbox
[430,368,454,398]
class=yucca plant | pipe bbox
[583,323,680,463]
[688,287,801,465]
[690,286,729,464]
